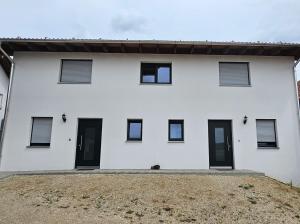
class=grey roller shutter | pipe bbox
[256,120,276,142]
[31,118,53,145]
[219,62,250,86]
[60,60,92,83]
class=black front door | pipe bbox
[208,120,233,168]
[75,119,102,168]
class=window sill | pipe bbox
[26,145,51,149]
[219,84,251,87]
[139,83,172,86]
[57,82,91,84]
[126,140,142,143]
[168,141,185,143]
[257,147,279,150]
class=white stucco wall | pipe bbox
[0,66,9,121]
[1,52,300,186]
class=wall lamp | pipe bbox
[243,115,248,124]
[62,114,67,122]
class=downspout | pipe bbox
[293,58,300,187]
[0,43,15,160]
[294,58,300,114]
[293,58,300,170]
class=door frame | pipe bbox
[74,118,103,169]
[207,119,235,169]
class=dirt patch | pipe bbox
[0,174,299,223]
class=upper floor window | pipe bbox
[219,62,250,86]
[60,59,92,83]
[140,63,172,84]
[30,117,53,147]
[127,119,143,141]
[256,119,277,148]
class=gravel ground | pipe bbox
[0,174,299,224]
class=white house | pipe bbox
[0,38,300,186]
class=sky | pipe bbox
[0,0,299,77]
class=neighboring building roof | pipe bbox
[1,38,300,59]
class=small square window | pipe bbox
[60,59,92,83]
[141,63,172,84]
[127,119,142,141]
[256,119,277,148]
[30,117,53,146]
[169,120,184,141]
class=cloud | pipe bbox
[1,0,300,42]
[111,11,147,33]
[252,0,300,43]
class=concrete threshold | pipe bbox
[0,169,264,179]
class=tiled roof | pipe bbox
[1,37,300,47]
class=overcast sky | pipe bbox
[0,0,299,76]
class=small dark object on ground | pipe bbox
[151,165,160,170]
[163,207,172,212]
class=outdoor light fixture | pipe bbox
[62,114,67,122]
[243,115,248,124]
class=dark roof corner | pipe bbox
[0,50,11,77]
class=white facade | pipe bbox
[0,66,8,121]
[1,52,300,186]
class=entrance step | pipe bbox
[0,169,265,178]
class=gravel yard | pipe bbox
[0,174,299,224]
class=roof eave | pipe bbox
[1,38,300,60]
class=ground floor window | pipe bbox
[127,119,143,141]
[30,117,53,146]
[256,119,277,148]
[169,120,184,141]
